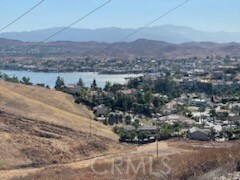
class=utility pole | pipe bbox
[156,125,160,157]
[89,118,92,138]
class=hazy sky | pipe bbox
[1,0,240,32]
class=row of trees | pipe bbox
[54,76,163,116]
[55,74,240,117]
[0,73,33,85]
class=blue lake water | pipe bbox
[0,70,142,88]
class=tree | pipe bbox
[136,92,145,104]
[138,131,148,142]
[92,94,96,103]
[172,122,183,133]
[132,119,140,129]
[210,109,217,122]
[21,77,32,85]
[108,113,115,125]
[110,83,123,93]
[125,115,132,125]
[143,104,152,116]
[91,79,98,90]
[104,81,111,91]
[137,104,143,114]
[119,129,136,142]
[115,93,125,110]
[79,88,90,99]
[199,106,206,122]
[208,128,216,140]
[3,74,19,83]
[225,130,234,140]
[235,121,240,127]
[77,78,84,87]
[144,90,153,104]
[132,103,138,114]
[118,114,123,123]
[153,97,160,109]
[127,78,140,88]
[154,76,179,99]
[159,123,174,140]
[112,126,122,134]
[55,76,65,91]
[104,98,115,111]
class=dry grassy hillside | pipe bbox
[0,81,127,171]
[0,81,117,139]
[2,81,239,180]
[4,140,240,180]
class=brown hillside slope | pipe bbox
[0,81,116,139]
[1,38,240,58]
[0,81,127,170]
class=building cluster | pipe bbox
[60,56,240,143]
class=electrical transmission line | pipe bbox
[38,0,111,44]
[18,0,112,97]
[94,0,190,56]
[0,0,45,33]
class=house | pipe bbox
[123,125,135,131]
[118,89,136,97]
[63,84,82,95]
[188,127,211,141]
[190,98,207,107]
[229,116,240,123]
[137,125,158,140]
[93,104,109,117]
[104,92,115,99]
[90,91,104,103]
[144,73,159,81]
[159,114,196,125]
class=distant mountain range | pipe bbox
[1,38,240,58]
[1,25,240,44]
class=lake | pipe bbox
[0,70,142,88]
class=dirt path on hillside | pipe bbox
[0,141,189,179]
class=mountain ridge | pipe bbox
[1,38,240,58]
[1,25,240,44]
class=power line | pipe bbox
[94,0,190,56]
[10,0,189,94]
[18,0,112,98]
[37,0,111,44]
[0,0,45,33]
[17,0,189,98]
[8,0,190,96]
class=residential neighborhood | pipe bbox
[49,55,240,143]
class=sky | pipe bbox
[1,0,240,33]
